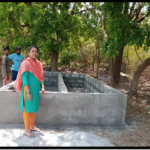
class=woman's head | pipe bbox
[28,45,38,60]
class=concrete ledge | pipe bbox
[58,73,68,93]
[0,81,15,91]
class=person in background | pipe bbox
[8,46,24,81]
[14,45,45,138]
[1,46,12,86]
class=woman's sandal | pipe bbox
[23,131,36,138]
[30,126,40,132]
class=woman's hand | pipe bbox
[27,93,32,101]
[24,85,32,100]
[41,89,45,95]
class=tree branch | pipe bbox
[125,2,129,14]
[23,2,32,5]
[38,38,47,48]
[24,27,31,38]
[71,2,77,15]
[135,2,143,20]
[73,7,96,15]
[19,23,30,27]
[134,44,143,62]
[103,12,106,30]
[14,18,32,29]
[128,2,136,19]
[137,16,146,23]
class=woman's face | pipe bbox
[28,47,38,60]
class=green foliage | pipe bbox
[59,52,78,66]
[0,2,82,57]
[122,44,150,74]
[0,2,104,70]
[148,106,150,112]
[101,2,150,57]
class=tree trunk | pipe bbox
[49,3,59,72]
[103,12,106,30]
[86,61,90,74]
[109,58,114,86]
[96,50,100,78]
[92,53,95,70]
[129,57,150,96]
[61,51,63,59]
[103,11,115,86]
[93,61,94,70]
[113,47,124,84]
[50,48,59,71]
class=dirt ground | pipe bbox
[1,67,150,147]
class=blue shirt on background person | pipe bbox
[9,53,24,71]
[8,46,24,81]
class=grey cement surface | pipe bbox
[0,71,127,126]
[67,87,89,93]
[44,86,58,91]
[0,91,126,126]
[58,72,68,93]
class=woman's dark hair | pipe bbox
[4,46,10,50]
[15,46,21,51]
[28,45,38,52]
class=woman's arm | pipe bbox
[40,62,45,95]
[41,80,44,90]
[22,71,32,100]
[41,80,45,95]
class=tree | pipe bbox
[129,57,150,96]
[0,2,104,71]
[75,2,104,76]
[101,2,150,84]
[0,2,82,71]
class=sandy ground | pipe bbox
[0,124,114,147]
[0,116,149,147]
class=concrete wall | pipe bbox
[84,74,125,95]
[62,72,85,88]
[0,91,126,126]
[61,72,125,95]
[43,71,58,91]
[0,71,127,126]
[84,74,101,93]
[44,71,68,93]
